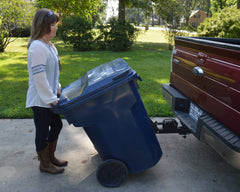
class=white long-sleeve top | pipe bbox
[26,40,60,108]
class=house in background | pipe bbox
[189,10,207,28]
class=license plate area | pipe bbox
[189,103,203,121]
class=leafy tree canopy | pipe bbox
[198,6,240,38]
[0,0,34,52]
[211,0,237,12]
[35,0,102,18]
[154,0,211,26]
[118,0,158,21]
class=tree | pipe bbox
[118,0,155,21]
[154,0,212,27]
[92,1,108,26]
[180,0,199,25]
[155,0,188,26]
[200,0,211,16]
[36,0,102,18]
[211,0,237,12]
[0,0,34,52]
[125,8,145,25]
[198,6,240,38]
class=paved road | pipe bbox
[0,118,240,192]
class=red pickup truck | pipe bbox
[162,36,240,169]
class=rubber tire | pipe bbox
[96,159,129,187]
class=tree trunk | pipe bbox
[152,12,154,27]
[118,0,125,21]
[0,47,4,52]
[0,40,5,52]
[137,8,140,26]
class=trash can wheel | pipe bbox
[96,159,129,187]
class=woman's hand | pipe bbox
[51,100,58,107]
[57,89,62,98]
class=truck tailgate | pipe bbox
[171,37,240,136]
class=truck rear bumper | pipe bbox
[162,83,240,169]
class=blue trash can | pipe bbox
[53,58,162,187]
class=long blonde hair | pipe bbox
[27,8,59,49]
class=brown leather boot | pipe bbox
[49,139,68,167]
[37,145,64,174]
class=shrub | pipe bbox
[96,18,138,51]
[108,18,138,51]
[11,26,31,37]
[58,16,138,52]
[198,7,240,38]
[58,16,95,51]
[95,24,110,50]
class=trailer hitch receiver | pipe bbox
[152,118,191,136]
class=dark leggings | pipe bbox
[32,107,63,152]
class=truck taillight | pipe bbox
[171,46,176,72]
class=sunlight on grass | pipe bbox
[155,78,171,84]
[137,30,167,43]
[0,30,173,118]
[5,38,28,53]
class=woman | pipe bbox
[26,8,67,174]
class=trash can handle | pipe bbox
[112,70,130,80]
[137,75,142,81]
[51,103,60,114]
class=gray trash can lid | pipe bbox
[60,58,136,102]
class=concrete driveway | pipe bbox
[0,118,240,192]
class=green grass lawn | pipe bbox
[0,29,173,118]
